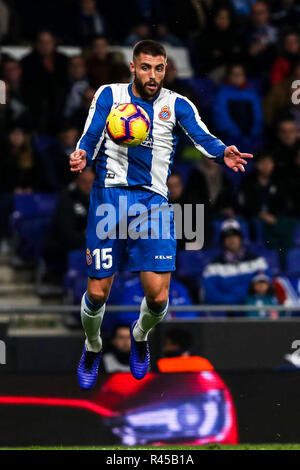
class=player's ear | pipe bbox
[129,61,135,74]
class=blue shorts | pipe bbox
[86,185,177,278]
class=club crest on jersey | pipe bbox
[159,105,171,121]
[86,249,92,265]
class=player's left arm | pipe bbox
[175,96,253,172]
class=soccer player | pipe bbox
[70,40,253,389]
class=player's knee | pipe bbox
[87,286,109,305]
[146,291,168,313]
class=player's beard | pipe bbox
[134,73,163,100]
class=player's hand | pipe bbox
[70,149,87,173]
[224,145,253,173]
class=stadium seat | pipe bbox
[12,193,58,220]
[68,249,87,275]
[251,218,266,246]
[286,249,300,277]
[176,248,219,279]
[33,134,57,153]
[180,77,216,110]
[64,250,87,292]
[292,223,300,248]
[72,274,87,305]
[251,244,281,276]
[171,162,193,185]
[11,193,58,263]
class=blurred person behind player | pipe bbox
[70,40,253,389]
[102,325,131,373]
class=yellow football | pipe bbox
[106,103,151,147]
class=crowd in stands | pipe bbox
[100,324,214,373]
[1,0,300,322]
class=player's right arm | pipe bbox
[70,85,113,172]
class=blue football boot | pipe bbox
[77,344,102,390]
[130,320,150,380]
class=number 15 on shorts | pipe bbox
[93,248,113,270]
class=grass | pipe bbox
[1,444,300,450]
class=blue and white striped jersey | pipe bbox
[77,83,226,200]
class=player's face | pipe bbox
[131,53,166,100]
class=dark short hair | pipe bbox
[277,117,297,129]
[111,324,130,339]
[133,40,167,61]
[164,328,193,351]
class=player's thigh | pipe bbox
[86,185,125,278]
[127,194,177,274]
[140,271,171,305]
[87,275,115,304]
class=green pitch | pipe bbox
[1,444,300,450]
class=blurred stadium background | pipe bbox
[1,0,300,448]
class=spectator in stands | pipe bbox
[74,0,106,46]
[168,172,186,250]
[21,30,68,132]
[245,272,279,318]
[44,168,94,273]
[271,118,300,172]
[2,58,23,100]
[0,48,10,70]
[0,0,10,43]
[38,124,80,191]
[0,0,20,44]
[287,145,300,218]
[0,82,30,136]
[202,219,270,314]
[197,6,242,82]
[161,328,193,357]
[278,79,300,133]
[264,60,300,127]
[64,55,90,119]
[124,23,151,47]
[156,328,214,372]
[155,23,183,47]
[2,127,40,193]
[110,62,131,83]
[271,31,300,85]
[0,126,40,249]
[184,158,236,218]
[168,172,184,206]
[164,0,216,39]
[270,0,300,30]
[238,152,290,220]
[243,1,278,78]
[183,158,237,248]
[86,36,123,88]
[1,58,30,134]
[213,63,263,152]
[238,152,296,261]
[102,325,131,373]
[69,86,95,130]
[164,58,200,106]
